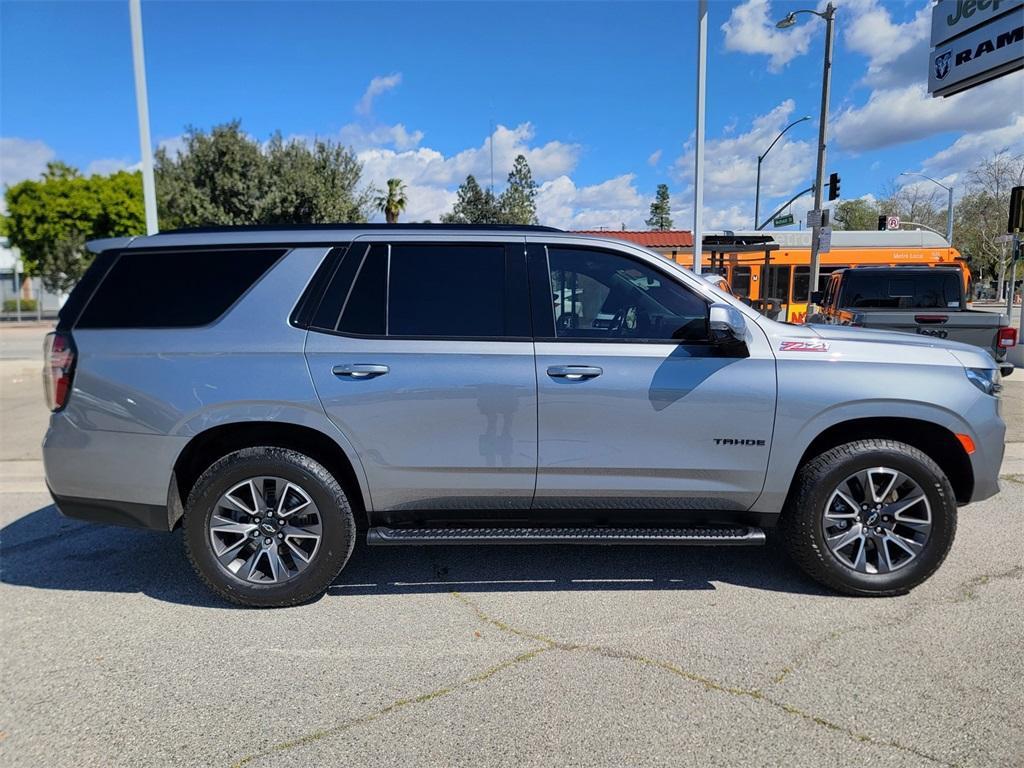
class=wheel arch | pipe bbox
[169,421,371,530]
[792,417,974,504]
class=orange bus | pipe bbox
[663,230,969,323]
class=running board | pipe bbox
[367,525,766,546]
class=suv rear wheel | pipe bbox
[781,439,957,596]
[183,447,355,607]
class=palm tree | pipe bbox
[375,178,408,224]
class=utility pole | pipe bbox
[692,0,707,276]
[777,3,836,308]
[129,0,158,235]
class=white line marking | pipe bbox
[571,578,654,583]
[390,579,557,586]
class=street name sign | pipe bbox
[773,213,795,227]
[929,0,1024,97]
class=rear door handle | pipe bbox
[332,364,390,379]
[546,365,603,380]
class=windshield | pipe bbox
[839,272,962,310]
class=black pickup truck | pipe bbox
[808,266,1016,367]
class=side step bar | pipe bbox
[367,525,766,546]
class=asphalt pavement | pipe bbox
[2,322,1023,767]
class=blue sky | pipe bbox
[1,0,1021,229]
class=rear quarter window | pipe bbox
[75,248,286,329]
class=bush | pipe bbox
[2,298,38,312]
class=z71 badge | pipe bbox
[779,339,830,352]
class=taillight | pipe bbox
[998,327,1017,349]
[43,332,76,411]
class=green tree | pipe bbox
[155,121,373,228]
[2,163,145,292]
[833,198,879,230]
[646,184,672,230]
[498,154,538,225]
[440,175,500,224]
[375,178,408,224]
[952,151,1024,294]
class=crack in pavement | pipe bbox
[229,645,554,768]
[770,564,1024,688]
[449,592,958,768]
[227,567,1021,767]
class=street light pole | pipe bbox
[129,0,158,235]
[898,171,954,244]
[755,115,811,230]
[693,0,707,276]
[777,3,836,306]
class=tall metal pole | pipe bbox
[946,185,954,244]
[754,158,762,231]
[129,0,158,235]
[692,0,707,276]
[754,116,810,230]
[808,2,835,308]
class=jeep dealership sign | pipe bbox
[929,0,1024,97]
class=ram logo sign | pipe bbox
[929,0,1024,97]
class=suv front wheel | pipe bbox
[781,439,957,596]
[184,447,356,607]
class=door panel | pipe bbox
[307,335,537,513]
[304,240,537,517]
[531,243,776,512]
[534,341,775,510]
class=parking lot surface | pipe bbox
[2,322,1022,767]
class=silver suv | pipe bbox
[42,225,1006,607]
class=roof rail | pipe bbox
[158,223,563,235]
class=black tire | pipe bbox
[780,439,957,597]
[183,447,356,608]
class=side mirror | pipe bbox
[709,303,747,343]
[810,291,824,305]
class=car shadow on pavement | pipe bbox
[1,505,830,608]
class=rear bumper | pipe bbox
[49,485,170,531]
[43,413,186,531]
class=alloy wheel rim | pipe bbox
[209,476,322,584]
[822,467,932,575]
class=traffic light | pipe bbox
[827,172,841,201]
[877,215,886,231]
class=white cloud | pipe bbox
[338,122,424,151]
[355,73,402,116]
[922,116,1024,179]
[0,137,56,189]
[647,149,662,167]
[832,72,1024,152]
[357,122,579,190]
[842,0,931,85]
[85,157,135,176]
[721,0,815,72]
[673,100,815,228]
[536,173,650,230]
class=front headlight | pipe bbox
[965,367,1001,396]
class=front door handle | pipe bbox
[332,364,390,379]
[547,365,603,380]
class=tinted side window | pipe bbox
[311,243,369,331]
[338,245,387,335]
[547,248,708,341]
[731,266,751,298]
[76,249,284,329]
[388,244,508,337]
